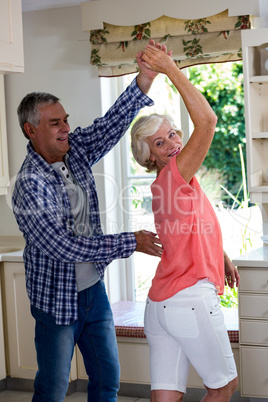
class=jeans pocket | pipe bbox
[164,305,199,339]
[30,305,56,330]
[98,279,107,294]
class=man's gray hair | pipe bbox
[17,92,60,139]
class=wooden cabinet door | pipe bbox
[1,262,77,381]
[240,319,268,346]
[240,346,268,398]
[0,0,24,73]
[0,75,9,195]
[239,294,268,319]
[2,262,36,379]
[239,268,268,293]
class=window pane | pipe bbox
[130,177,158,301]
[123,73,183,301]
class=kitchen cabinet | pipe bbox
[0,0,24,73]
[233,246,268,399]
[0,76,9,196]
[1,261,77,381]
[77,336,152,385]
[0,270,6,380]
[1,261,38,380]
[242,28,268,204]
[0,0,24,195]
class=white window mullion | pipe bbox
[180,69,192,144]
[100,76,129,302]
[100,72,190,302]
[120,134,136,300]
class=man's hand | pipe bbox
[224,251,240,288]
[134,230,162,257]
[136,39,171,94]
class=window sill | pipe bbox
[111,301,239,343]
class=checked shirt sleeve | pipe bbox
[13,171,137,265]
[75,78,154,166]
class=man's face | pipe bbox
[29,102,70,164]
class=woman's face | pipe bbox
[146,120,183,172]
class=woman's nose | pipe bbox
[167,138,175,148]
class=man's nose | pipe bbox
[62,122,70,131]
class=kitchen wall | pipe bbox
[0,5,104,236]
[2,1,268,238]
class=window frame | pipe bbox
[101,73,191,302]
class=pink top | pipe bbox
[148,156,225,301]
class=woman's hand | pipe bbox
[224,251,240,288]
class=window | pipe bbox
[107,72,192,302]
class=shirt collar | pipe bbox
[27,141,68,179]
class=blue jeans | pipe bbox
[31,280,120,402]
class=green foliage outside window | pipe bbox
[188,63,248,308]
[188,62,246,202]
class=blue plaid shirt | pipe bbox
[12,78,154,325]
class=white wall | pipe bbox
[2,1,268,238]
[254,0,268,28]
[0,5,104,236]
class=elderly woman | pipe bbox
[131,42,240,402]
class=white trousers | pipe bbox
[144,281,237,393]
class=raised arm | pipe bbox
[142,43,217,183]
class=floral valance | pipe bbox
[89,10,250,77]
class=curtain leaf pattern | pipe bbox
[89,11,250,77]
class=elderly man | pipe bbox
[12,42,162,402]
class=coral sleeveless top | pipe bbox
[148,156,225,301]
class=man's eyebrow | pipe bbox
[49,114,69,122]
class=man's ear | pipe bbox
[24,122,36,138]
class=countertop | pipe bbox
[0,249,24,262]
[0,236,24,262]
[232,245,268,267]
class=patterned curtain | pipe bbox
[89,11,250,77]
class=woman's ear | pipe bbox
[149,153,156,163]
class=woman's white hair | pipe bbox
[131,114,183,173]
